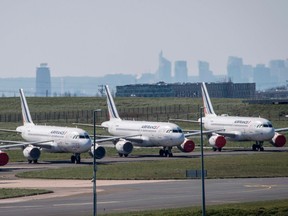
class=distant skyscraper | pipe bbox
[227,56,243,83]
[157,51,172,83]
[36,63,51,96]
[198,61,213,82]
[269,59,288,84]
[253,64,271,89]
[241,64,253,82]
[174,60,188,83]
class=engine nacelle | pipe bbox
[0,150,9,166]
[89,143,106,159]
[115,139,133,155]
[177,138,195,153]
[270,132,286,147]
[23,146,41,161]
[208,135,226,148]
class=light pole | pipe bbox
[200,107,206,216]
[93,109,101,216]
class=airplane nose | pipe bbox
[81,139,92,151]
[267,128,275,139]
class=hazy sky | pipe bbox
[1,0,287,78]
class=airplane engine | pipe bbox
[177,138,195,153]
[209,135,226,148]
[0,150,9,166]
[23,146,41,162]
[89,144,106,159]
[270,132,286,147]
[115,139,133,156]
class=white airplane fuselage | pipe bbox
[202,115,275,141]
[16,125,91,153]
[101,120,185,147]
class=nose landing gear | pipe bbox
[71,153,81,164]
[252,141,264,151]
[159,147,173,157]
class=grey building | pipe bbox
[174,61,188,83]
[36,63,51,96]
[157,51,172,83]
[198,61,214,82]
[227,56,243,83]
[116,82,255,98]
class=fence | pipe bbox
[0,105,199,124]
[0,104,287,124]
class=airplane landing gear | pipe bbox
[118,153,129,157]
[212,147,222,152]
[252,141,264,151]
[159,147,173,157]
[28,159,38,164]
[71,153,81,164]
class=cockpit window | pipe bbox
[257,122,273,128]
[74,133,90,139]
[172,127,183,133]
[166,127,183,133]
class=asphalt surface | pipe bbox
[1,177,288,216]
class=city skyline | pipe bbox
[0,53,287,98]
[0,0,287,78]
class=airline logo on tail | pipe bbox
[19,89,34,125]
[105,85,121,120]
[201,82,216,116]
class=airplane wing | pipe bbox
[72,123,107,129]
[92,134,143,143]
[169,118,200,123]
[212,131,237,138]
[0,129,20,133]
[0,140,55,149]
[184,129,226,137]
[275,128,288,133]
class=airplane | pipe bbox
[0,89,106,165]
[199,82,287,151]
[98,85,196,157]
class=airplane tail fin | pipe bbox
[19,89,35,125]
[104,85,121,121]
[201,82,217,117]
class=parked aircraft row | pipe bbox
[172,82,288,151]
[0,83,287,166]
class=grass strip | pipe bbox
[0,188,53,199]
[16,152,288,179]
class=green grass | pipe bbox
[16,152,288,179]
[99,199,288,216]
[0,188,53,199]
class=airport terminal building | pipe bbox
[116,82,256,98]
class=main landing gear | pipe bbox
[159,147,173,157]
[28,159,38,164]
[118,153,129,157]
[71,153,81,164]
[252,141,264,151]
[212,147,222,152]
